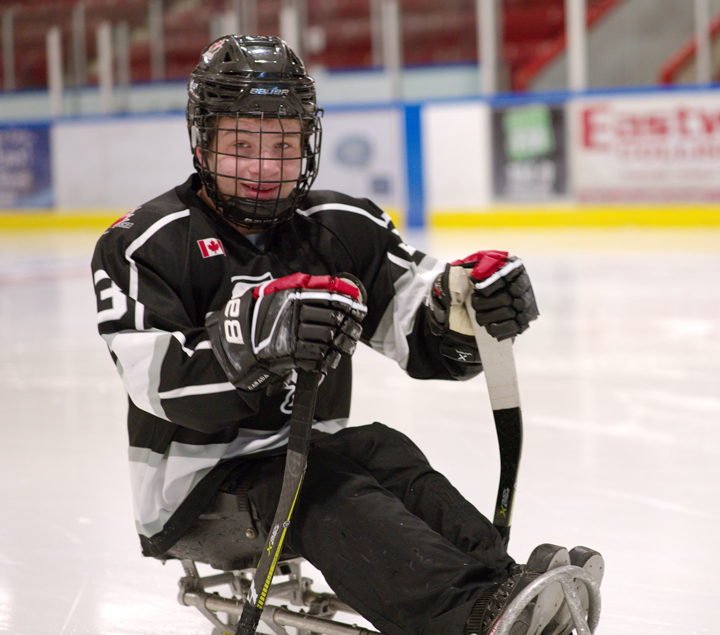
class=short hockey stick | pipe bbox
[235,369,321,635]
[452,268,523,548]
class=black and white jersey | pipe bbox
[91,174,467,556]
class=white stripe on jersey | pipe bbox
[128,419,348,538]
[297,201,415,254]
[297,202,393,229]
[105,332,227,416]
[104,329,172,420]
[171,331,212,357]
[158,381,235,399]
[125,209,191,331]
[387,252,411,269]
[129,442,224,536]
[297,202,446,367]
[369,253,446,367]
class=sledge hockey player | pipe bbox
[91,35,602,635]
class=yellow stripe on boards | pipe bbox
[429,204,720,229]
[0,210,125,232]
[0,207,407,232]
[3,204,720,232]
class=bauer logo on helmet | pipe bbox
[250,87,290,96]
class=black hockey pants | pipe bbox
[239,422,515,635]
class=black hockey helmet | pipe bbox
[187,35,322,229]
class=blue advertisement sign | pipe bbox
[0,124,53,208]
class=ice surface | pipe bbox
[1,227,718,634]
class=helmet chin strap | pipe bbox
[198,174,297,231]
[216,196,296,230]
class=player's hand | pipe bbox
[206,273,367,391]
[427,265,481,363]
[456,250,539,341]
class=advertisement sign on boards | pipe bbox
[0,124,52,208]
[313,107,404,213]
[492,103,567,200]
[569,93,720,201]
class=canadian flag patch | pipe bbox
[198,238,225,258]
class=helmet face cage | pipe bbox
[187,35,322,229]
[192,111,321,229]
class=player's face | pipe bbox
[203,116,303,203]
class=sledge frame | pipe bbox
[175,554,600,635]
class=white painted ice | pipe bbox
[1,226,718,635]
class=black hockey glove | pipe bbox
[457,250,539,341]
[207,273,367,392]
[427,250,539,358]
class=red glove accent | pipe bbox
[449,250,538,341]
[451,250,509,282]
[255,273,362,301]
